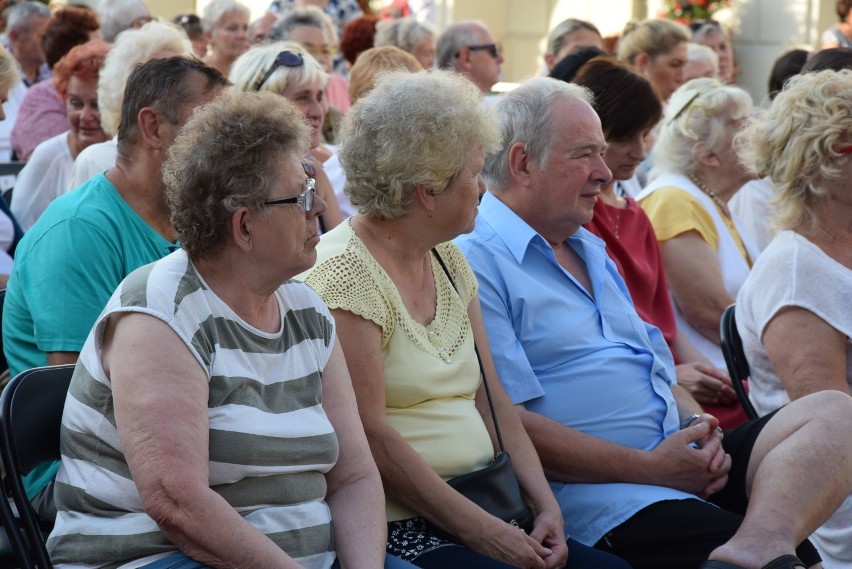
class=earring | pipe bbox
[428,210,433,218]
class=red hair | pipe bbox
[53,39,111,99]
[340,14,379,65]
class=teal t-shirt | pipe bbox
[2,173,177,498]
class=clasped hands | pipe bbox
[650,413,731,499]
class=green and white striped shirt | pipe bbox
[48,249,339,569]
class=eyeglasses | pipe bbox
[254,50,304,91]
[456,43,500,59]
[176,14,200,26]
[839,145,852,155]
[263,178,316,212]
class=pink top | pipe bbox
[12,81,67,161]
[325,73,351,114]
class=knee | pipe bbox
[796,390,852,419]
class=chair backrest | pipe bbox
[719,304,758,420]
[0,289,7,373]
[0,364,75,569]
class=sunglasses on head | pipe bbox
[456,43,500,59]
[254,50,304,91]
[177,14,200,26]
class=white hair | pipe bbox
[98,0,150,42]
[202,0,250,33]
[229,41,328,94]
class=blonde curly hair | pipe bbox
[736,69,852,231]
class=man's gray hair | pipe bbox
[267,7,327,42]
[435,19,481,69]
[484,77,593,191]
[375,16,435,55]
[7,1,50,33]
[546,18,600,56]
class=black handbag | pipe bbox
[432,249,535,533]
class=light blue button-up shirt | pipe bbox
[455,192,697,545]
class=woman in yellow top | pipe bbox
[638,78,759,373]
[303,70,630,569]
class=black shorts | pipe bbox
[594,410,820,569]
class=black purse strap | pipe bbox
[431,248,506,454]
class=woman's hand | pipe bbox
[675,362,736,405]
[529,506,570,569]
[460,513,551,569]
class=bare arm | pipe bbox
[762,307,849,400]
[332,307,548,569]
[321,338,387,569]
[661,231,733,344]
[47,351,79,366]
[468,297,568,569]
[105,313,302,569]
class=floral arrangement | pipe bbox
[659,0,733,23]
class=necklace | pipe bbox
[689,174,731,218]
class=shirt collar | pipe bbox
[478,191,604,263]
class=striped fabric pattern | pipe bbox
[47,250,339,569]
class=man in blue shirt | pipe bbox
[455,77,852,569]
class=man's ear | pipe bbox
[544,52,556,71]
[507,142,531,186]
[136,107,166,150]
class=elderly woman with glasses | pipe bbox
[45,90,416,569]
[302,70,631,569]
[734,68,852,568]
[231,42,345,231]
[637,78,758,375]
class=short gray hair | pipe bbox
[339,69,501,219]
[687,43,719,75]
[546,18,600,56]
[98,0,150,42]
[737,69,852,231]
[267,6,330,43]
[229,41,328,94]
[435,19,481,70]
[98,21,193,136]
[7,1,50,33]
[164,91,310,260]
[201,0,250,33]
[652,77,752,179]
[374,16,435,55]
[484,77,593,191]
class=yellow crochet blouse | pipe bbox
[304,220,494,522]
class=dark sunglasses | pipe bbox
[254,51,304,91]
[689,19,721,33]
[456,43,500,59]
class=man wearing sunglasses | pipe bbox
[436,19,504,94]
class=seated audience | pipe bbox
[97,0,152,42]
[3,57,228,524]
[374,16,436,69]
[618,19,689,102]
[543,18,603,72]
[821,0,852,48]
[11,6,100,162]
[684,42,719,81]
[691,20,734,83]
[455,75,852,569]
[47,88,401,569]
[736,68,852,568]
[201,0,250,76]
[69,21,194,188]
[230,42,344,231]
[339,13,379,67]
[173,13,208,58]
[572,57,741,427]
[638,79,758,370]
[12,40,111,231]
[304,69,629,569]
